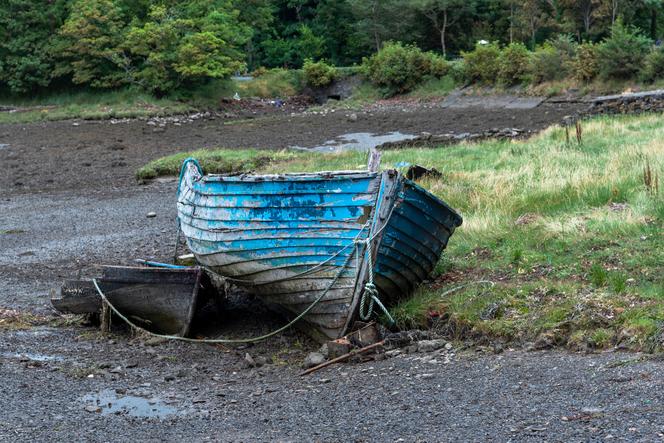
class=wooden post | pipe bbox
[100,299,111,334]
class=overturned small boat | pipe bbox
[177,157,462,340]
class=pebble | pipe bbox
[303,352,325,368]
[84,405,101,413]
[417,339,447,353]
[146,212,157,218]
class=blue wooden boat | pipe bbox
[373,177,463,305]
[177,159,461,340]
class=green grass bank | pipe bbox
[142,113,663,351]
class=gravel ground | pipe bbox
[2,326,664,442]
[2,97,663,442]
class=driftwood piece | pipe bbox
[299,340,385,376]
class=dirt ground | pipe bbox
[0,99,584,194]
[3,97,663,441]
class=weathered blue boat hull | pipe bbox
[177,159,462,340]
[374,179,463,302]
[177,159,381,339]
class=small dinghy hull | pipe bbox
[51,266,204,337]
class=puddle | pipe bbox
[291,131,418,152]
[82,389,178,418]
[0,144,9,150]
[1,351,64,362]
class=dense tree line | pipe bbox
[1,0,663,95]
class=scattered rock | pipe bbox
[254,356,269,367]
[326,339,352,359]
[347,322,382,347]
[243,353,256,368]
[303,352,325,369]
[417,339,447,353]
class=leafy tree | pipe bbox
[597,19,652,78]
[53,0,128,88]
[0,0,68,93]
[124,1,250,93]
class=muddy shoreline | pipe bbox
[3,98,661,441]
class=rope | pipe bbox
[356,204,398,326]
[92,246,356,344]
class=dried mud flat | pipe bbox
[2,98,663,441]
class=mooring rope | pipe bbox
[92,246,356,344]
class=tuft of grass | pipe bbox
[590,264,608,287]
[136,148,304,180]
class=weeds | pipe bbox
[590,264,608,287]
[644,159,660,194]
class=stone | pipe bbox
[347,113,358,122]
[254,356,268,367]
[417,339,447,353]
[146,212,157,218]
[243,353,256,368]
[326,339,352,359]
[84,405,101,413]
[347,323,381,347]
[303,352,325,369]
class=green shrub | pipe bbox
[640,47,664,83]
[303,59,337,87]
[549,34,578,60]
[597,20,651,80]
[362,41,448,95]
[530,44,567,83]
[498,43,531,85]
[571,43,599,82]
[461,42,501,84]
[529,36,577,84]
[448,59,467,83]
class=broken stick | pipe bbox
[299,340,385,376]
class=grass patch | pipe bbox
[142,113,663,351]
[136,148,305,180]
[235,69,303,98]
[0,88,194,124]
[407,75,457,99]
